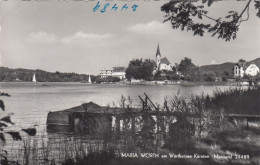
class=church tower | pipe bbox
[156,44,161,70]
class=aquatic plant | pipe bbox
[0,92,37,165]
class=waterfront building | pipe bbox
[100,67,126,79]
[245,64,260,76]
[100,69,113,78]
[234,59,259,77]
[112,67,126,79]
[155,44,172,71]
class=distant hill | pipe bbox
[249,58,260,66]
[198,62,235,75]
[0,67,96,82]
[198,58,260,75]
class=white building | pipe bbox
[234,60,246,77]
[156,44,172,71]
[100,67,126,79]
[112,67,126,79]
[234,60,259,77]
[245,63,259,76]
[100,69,113,78]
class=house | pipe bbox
[112,67,126,79]
[245,63,259,76]
[156,44,172,71]
[233,59,259,78]
[100,67,126,79]
[100,69,113,78]
[234,59,246,77]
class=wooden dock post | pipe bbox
[115,115,120,138]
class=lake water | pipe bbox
[0,82,230,131]
[0,82,232,155]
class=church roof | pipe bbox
[160,57,171,65]
[156,44,161,57]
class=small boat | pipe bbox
[32,73,37,83]
[88,75,92,84]
[80,75,92,84]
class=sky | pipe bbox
[1,0,260,75]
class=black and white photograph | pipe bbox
[0,0,260,164]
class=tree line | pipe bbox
[125,57,234,82]
[0,67,99,82]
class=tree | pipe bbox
[125,59,156,81]
[202,72,216,81]
[221,71,230,81]
[178,57,196,79]
[243,74,252,80]
[255,72,260,81]
[141,59,157,81]
[125,59,143,80]
[172,63,179,72]
[166,71,180,81]
[188,68,202,81]
[161,0,260,41]
[239,59,246,63]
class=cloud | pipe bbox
[26,31,57,44]
[61,31,112,44]
[127,21,169,35]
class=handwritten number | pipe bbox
[111,4,118,11]
[93,3,138,12]
[101,3,110,13]
[132,4,138,12]
[121,4,128,11]
[93,1,100,12]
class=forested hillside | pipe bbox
[0,67,95,82]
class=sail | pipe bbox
[32,73,37,82]
[88,75,92,83]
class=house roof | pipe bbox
[160,57,171,65]
[245,63,259,70]
[100,69,113,71]
[113,67,125,71]
[235,62,260,70]
[234,61,247,69]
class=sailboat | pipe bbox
[88,75,92,84]
[32,73,37,83]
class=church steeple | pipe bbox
[156,44,161,70]
[156,44,161,57]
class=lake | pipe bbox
[0,82,230,131]
[0,82,232,153]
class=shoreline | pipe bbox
[0,81,229,86]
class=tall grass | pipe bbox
[211,87,260,114]
[5,133,109,165]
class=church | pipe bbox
[155,44,172,71]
